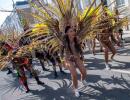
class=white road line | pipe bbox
[111,69,130,74]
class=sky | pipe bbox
[0,0,24,26]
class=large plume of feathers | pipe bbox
[0,0,128,70]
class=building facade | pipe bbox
[1,11,23,35]
[15,0,35,28]
[0,0,35,35]
[115,0,130,30]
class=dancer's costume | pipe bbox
[0,41,13,73]
[24,0,127,58]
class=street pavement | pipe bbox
[0,43,130,100]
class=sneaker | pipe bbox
[74,89,80,97]
[82,80,88,86]
[105,63,110,70]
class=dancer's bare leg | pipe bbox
[87,40,92,54]
[99,42,103,52]
[58,63,66,74]
[107,42,116,60]
[75,58,87,86]
[104,47,110,70]
[65,59,80,97]
[66,60,78,89]
[102,42,110,70]
[102,40,116,60]
[104,47,109,64]
[92,39,96,55]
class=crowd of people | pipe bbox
[0,0,128,97]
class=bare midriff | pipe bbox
[64,42,80,61]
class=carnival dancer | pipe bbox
[53,52,66,74]
[27,0,123,97]
[12,52,44,93]
[45,50,66,78]
[0,41,13,74]
[12,56,30,93]
[35,49,50,71]
[62,26,87,97]
[96,12,120,70]
[118,28,124,47]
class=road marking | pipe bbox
[111,69,130,74]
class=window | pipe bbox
[116,0,125,7]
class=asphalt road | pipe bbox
[0,43,130,100]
